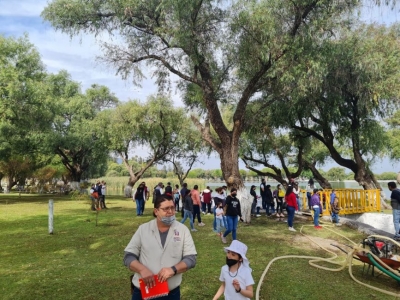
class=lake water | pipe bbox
[206,180,392,199]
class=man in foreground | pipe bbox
[123,194,197,299]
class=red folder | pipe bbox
[139,275,169,299]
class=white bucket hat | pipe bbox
[224,240,249,268]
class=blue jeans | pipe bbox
[307,193,311,209]
[313,207,320,226]
[266,202,275,215]
[296,197,302,211]
[135,199,144,215]
[213,206,217,230]
[181,209,194,229]
[287,206,295,228]
[216,218,224,233]
[223,215,239,240]
[393,209,400,238]
[332,212,340,223]
[213,207,227,230]
[261,196,267,210]
[132,285,180,300]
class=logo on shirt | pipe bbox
[174,229,181,242]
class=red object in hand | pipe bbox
[139,275,169,300]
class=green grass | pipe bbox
[1,194,399,299]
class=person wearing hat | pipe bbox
[213,240,254,300]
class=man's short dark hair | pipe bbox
[153,194,174,217]
[388,181,397,189]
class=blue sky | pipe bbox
[1,0,399,173]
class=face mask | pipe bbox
[232,193,237,197]
[226,257,240,267]
[160,215,175,226]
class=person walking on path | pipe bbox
[275,184,285,217]
[260,179,267,212]
[174,184,180,212]
[221,188,242,244]
[265,184,274,216]
[180,183,188,218]
[123,194,197,300]
[191,185,205,227]
[215,201,225,237]
[201,186,212,214]
[285,186,298,232]
[250,185,259,217]
[213,187,227,232]
[213,240,254,300]
[140,181,149,214]
[310,189,323,229]
[133,183,146,216]
[181,189,197,232]
[388,182,400,241]
[331,197,341,225]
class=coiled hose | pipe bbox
[256,223,400,299]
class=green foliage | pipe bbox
[42,0,367,186]
[46,71,118,181]
[375,172,397,180]
[326,167,347,181]
[0,34,55,180]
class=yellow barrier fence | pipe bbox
[300,189,381,216]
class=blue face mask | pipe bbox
[160,215,175,226]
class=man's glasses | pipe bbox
[158,206,175,212]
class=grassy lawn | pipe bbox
[1,193,399,300]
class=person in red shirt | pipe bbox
[285,186,298,232]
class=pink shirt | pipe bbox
[191,189,201,205]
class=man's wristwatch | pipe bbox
[235,287,241,293]
[171,266,177,275]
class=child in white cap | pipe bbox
[213,240,254,300]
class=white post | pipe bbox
[49,199,54,234]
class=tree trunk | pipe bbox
[220,148,252,223]
[70,181,81,192]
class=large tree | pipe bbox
[46,71,118,186]
[267,24,400,208]
[42,0,373,221]
[100,95,188,194]
[0,34,57,188]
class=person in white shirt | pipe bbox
[215,202,225,237]
[213,240,254,300]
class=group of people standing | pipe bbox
[250,178,343,231]
[89,181,107,210]
[123,179,348,300]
